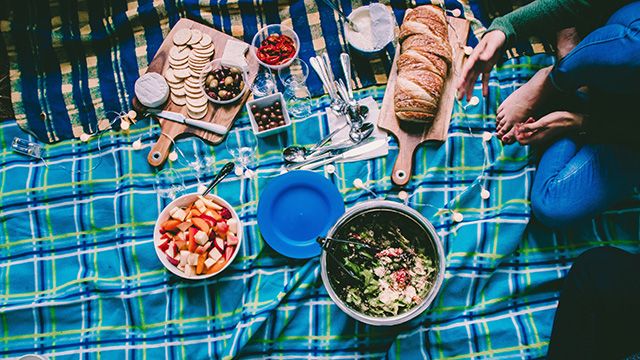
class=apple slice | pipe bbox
[226,233,239,246]
[158,239,170,252]
[166,254,180,266]
[166,244,176,259]
[215,237,225,251]
[226,218,238,234]
[215,222,229,237]
[225,246,235,261]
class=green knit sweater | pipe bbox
[487,0,634,46]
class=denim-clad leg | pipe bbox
[550,1,640,94]
[531,138,640,228]
[531,2,640,227]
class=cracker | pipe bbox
[173,29,192,46]
[188,111,207,120]
[199,34,212,47]
[186,95,207,107]
[188,29,203,45]
[171,86,186,97]
[187,101,209,114]
[171,94,186,106]
[173,69,190,79]
[164,69,180,83]
[169,46,190,61]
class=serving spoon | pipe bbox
[201,162,235,196]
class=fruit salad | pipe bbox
[156,195,240,277]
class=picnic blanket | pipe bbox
[2,49,640,359]
[3,1,640,359]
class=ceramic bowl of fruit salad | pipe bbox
[154,193,242,279]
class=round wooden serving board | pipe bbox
[132,18,259,167]
[378,16,470,186]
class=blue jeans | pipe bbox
[532,2,640,228]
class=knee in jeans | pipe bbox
[531,191,576,228]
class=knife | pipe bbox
[299,138,387,170]
[148,109,228,136]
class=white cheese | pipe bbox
[194,199,207,214]
[134,72,169,108]
[194,230,209,245]
[184,265,195,277]
[204,257,215,269]
[199,195,223,211]
[187,253,199,266]
[170,208,187,222]
[209,248,223,262]
[220,40,249,72]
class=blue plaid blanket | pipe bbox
[3,0,640,358]
[2,52,640,359]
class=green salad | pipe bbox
[327,211,437,317]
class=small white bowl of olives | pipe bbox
[200,59,248,105]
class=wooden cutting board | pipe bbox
[378,16,470,186]
[132,18,259,167]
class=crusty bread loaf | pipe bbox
[394,5,451,124]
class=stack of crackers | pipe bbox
[164,28,215,120]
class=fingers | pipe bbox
[481,72,489,98]
[519,116,551,132]
[458,43,483,100]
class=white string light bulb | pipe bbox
[168,151,178,162]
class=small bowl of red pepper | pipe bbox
[251,24,300,70]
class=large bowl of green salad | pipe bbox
[320,200,445,326]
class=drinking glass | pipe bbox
[252,68,277,98]
[225,129,258,177]
[278,58,312,118]
[154,168,186,200]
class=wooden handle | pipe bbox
[147,134,174,167]
[391,142,416,186]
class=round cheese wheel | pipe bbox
[135,72,169,108]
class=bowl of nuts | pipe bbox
[200,59,248,105]
[246,92,291,137]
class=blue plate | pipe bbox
[257,171,345,258]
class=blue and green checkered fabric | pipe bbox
[2,52,640,359]
[2,0,640,359]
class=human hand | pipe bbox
[515,112,584,145]
[457,30,506,101]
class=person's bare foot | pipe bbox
[496,66,556,144]
[514,111,584,146]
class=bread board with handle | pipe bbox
[132,18,259,167]
[378,16,470,186]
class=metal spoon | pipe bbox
[318,0,359,32]
[202,162,235,196]
[339,53,355,102]
[349,121,374,143]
